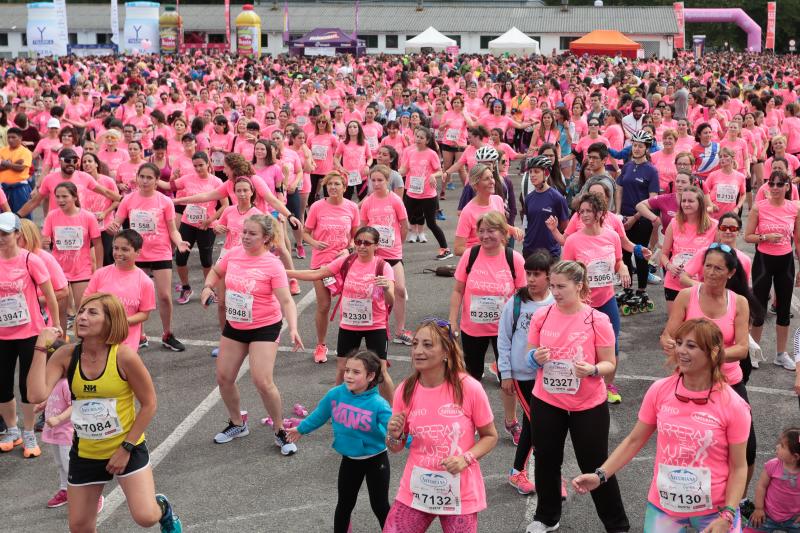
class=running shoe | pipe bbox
[213,420,250,444]
[161,333,186,352]
[774,352,796,371]
[275,428,298,455]
[211,348,219,358]
[447,182,456,190]
[406,233,419,243]
[606,383,622,404]
[436,248,453,260]
[176,288,193,305]
[526,521,560,532]
[293,404,309,417]
[22,430,41,458]
[47,489,68,508]
[139,336,149,349]
[289,279,301,295]
[156,494,182,533]
[174,283,182,293]
[508,468,536,495]
[489,362,500,382]
[504,419,522,446]
[97,495,104,513]
[34,412,45,432]
[392,330,413,346]
[647,272,662,284]
[295,243,306,259]
[436,209,447,221]
[0,427,21,452]
[313,344,328,364]
[418,233,429,243]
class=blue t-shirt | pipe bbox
[522,187,569,256]
[616,160,660,215]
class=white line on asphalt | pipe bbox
[98,290,318,524]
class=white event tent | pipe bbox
[488,27,541,56]
[404,27,457,51]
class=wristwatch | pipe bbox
[594,468,607,484]
[120,441,136,453]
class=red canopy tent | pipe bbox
[569,30,641,58]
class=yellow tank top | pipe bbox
[70,344,144,460]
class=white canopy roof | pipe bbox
[488,27,540,56]
[404,27,457,50]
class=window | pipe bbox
[480,36,499,50]
[68,33,78,45]
[261,33,269,47]
[21,33,26,46]
[559,36,577,50]
[208,33,226,44]
[445,35,461,47]
[0,34,7,47]
[385,34,398,49]
[96,33,112,45]
[357,34,378,48]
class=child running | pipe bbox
[286,350,392,533]
[745,428,800,533]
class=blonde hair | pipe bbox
[244,214,280,248]
[402,321,467,406]
[668,319,727,385]
[469,163,492,188]
[18,219,42,252]
[551,260,590,302]
[321,171,346,188]
[676,186,713,234]
[662,128,678,141]
[370,164,391,181]
[75,293,129,345]
[476,211,509,243]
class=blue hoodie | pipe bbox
[297,383,392,458]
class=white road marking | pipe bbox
[98,290,318,524]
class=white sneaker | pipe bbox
[418,233,428,243]
[526,520,560,533]
[774,352,796,371]
[406,233,418,243]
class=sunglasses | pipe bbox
[768,180,788,187]
[708,242,733,253]
[674,374,712,405]
[60,157,78,163]
[354,239,375,247]
[718,225,739,233]
[420,317,455,340]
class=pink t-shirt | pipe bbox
[755,182,800,202]
[650,150,678,191]
[335,142,372,186]
[35,250,68,297]
[755,199,799,256]
[762,457,800,522]
[215,174,272,215]
[0,250,49,340]
[215,205,264,250]
[564,212,626,242]
[115,160,143,193]
[685,285,742,385]
[359,193,408,260]
[562,228,622,308]
[327,255,395,331]
[682,246,752,284]
[175,173,223,228]
[97,148,130,177]
[454,246,526,337]
[42,209,101,282]
[455,195,505,249]
[38,171,99,212]
[85,265,156,350]
[765,154,800,175]
[115,191,176,262]
[528,304,614,411]
[41,378,73,446]
[703,169,746,218]
[209,131,234,170]
[362,122,384,153]
[638,374,751,517]
[81,174,117,230]
[217,247,288,330]
[781,115,800,154]
[664,219,718,291]
[439,110,468,147]
[305,199,360,269]
[391,374,494,514]
[254,164,284,198]
[401,147,441,200]
[308,133,339,176]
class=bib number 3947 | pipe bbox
[0,294,30,327]
[410,466,461,515]
[656,464,712,513]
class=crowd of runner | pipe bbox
[1,48,800,532]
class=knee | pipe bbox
[216,370,237,388]
[130,506,161,528]
[394,284,406,300]
[69,517,97,533]
[157,292,171,306]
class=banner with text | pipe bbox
[673,2,685,50]
[765,2,776,50]
[26,2,68,56]
[124,1,160,54]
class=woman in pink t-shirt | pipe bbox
[525,260,628,533]
[18,219,68,329]
[285,129,314,257]
[209,116,234,180]
[681,212,752,287]
[383,319,498,533]
[334,120,373,201]
[200,214,303,456]
[115,140,146,195]
[80,152,119,266]
[704,148,746,219]
[573,319,750,533]
[307,115,340,206]
[302,171,360,364]
[454,164,508,256]
[650,129,679,192]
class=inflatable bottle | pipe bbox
[236,4,261,58]
[159,6,181,54]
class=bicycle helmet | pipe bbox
[631,130,655,147]
[525,155,553,171]
[475,146,500,163]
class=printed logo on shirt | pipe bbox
[660,404,680,415]
[437,403,464,418]
[331,400,373,431]
[690,411,722,428]
[657,420,718,467]
[409,407,428,418]
[83,384,96,393]
[542,207,552,213]
[0,270,25,292]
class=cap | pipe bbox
[0,212,20,233]
[47,118,60,129]
[59,148,78,160]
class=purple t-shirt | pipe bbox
[647,192,679,234]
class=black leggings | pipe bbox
[752,250,795,327]
[175,223,216,269]
[730,381,758,466]
[335,451,391,533]
[405,196,448,248]
[460,331,498,381]
[309,173,326,205]
[100,230,114,267]
[513,379,535,472]
[623,217,653,291]
[0,336,37,403]
[531,395,630,531]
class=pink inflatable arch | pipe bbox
[684,8,762,52]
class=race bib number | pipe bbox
[296,115,308,126]
[469,295,503,324]
[374,225,395,248]
[184,204,207,225]
[674,252,693,269]
[587,259,613,288]
[341,297,373,326]
[657,464,712,513]
[130,210,157,235]
[0,294,30,327]
[445,128,459,142]
[347,171,362,187]
[211,150,226,167]
[542,360,580,395]
[71,398,123,440]
[225,290,254,323]
[54,226,84,251]
[715,184,737,204]
[410,466,461,515]
[409,176,425,194]
[322,276,337,288]
[311,144,328,161]
[366,137,379,151]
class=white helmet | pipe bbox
[475,146,500,162]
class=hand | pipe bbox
[285,427,302,443]
[314,241,329,251]
[573,360,596,378]
[95,212,105,224]
[38,326,63,348]
[623,217,636,230]
[767,233,783,243]
[429,175,437,188]
[571,473,601,494]
[660,334,676,357]
[105,446,132,475]
[34,401,47,413]
[374,275,390,289]
[512,226,524,240]
[213,224,228,235]
[387,412,406,439]
[440,455,469,475]
[534,346,550,365]
[42,235,52,247]
[176,240,191,253]
[105,221,121,234]
[200,287,215,308]
[290,330,304,352]
[46,416,61,428]
[501,378,515,396]
[748,509,765,528]
[544,216,558,232]
[666,262,682,277]
[199,219,211,230]
[641,247,653,261]
[701,517,732,533]
[620,268,631,288]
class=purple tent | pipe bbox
[289,28,366,56]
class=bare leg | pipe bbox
[151,269,174,335]
[313,280,331,346]
[67,483,105,533]
[118,467,163,528]
[392,263,407,333]
[248,341,286,431]
[215,336,249,425]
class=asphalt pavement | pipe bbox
[2,181,799,533]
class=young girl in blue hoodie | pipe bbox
[286,350,392,532]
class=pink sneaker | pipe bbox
[47,489,68,508]
[508,469,535,495]
[504,419,522,446]
[293,404,308,417]
[313,344,328,363]
[290,279,301,295]
[296,244,306,259]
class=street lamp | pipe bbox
[790,39,796,54]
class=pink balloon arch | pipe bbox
[684,8,762,52]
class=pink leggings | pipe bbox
[382,501,478,533]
